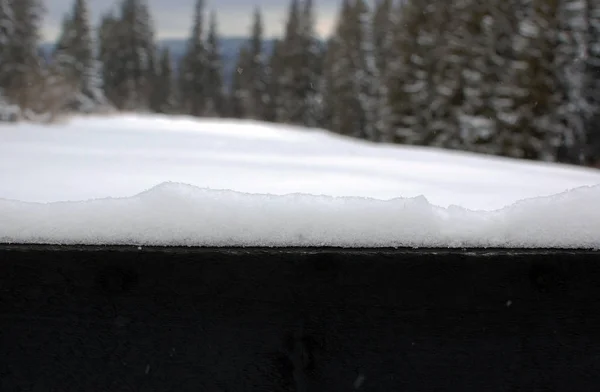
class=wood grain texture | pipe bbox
[1,246,599,391]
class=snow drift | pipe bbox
[1,114,600,248]
[1,182,599,248]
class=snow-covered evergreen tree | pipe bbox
[322,0,381,140]
[448,0,498,153]
[53,0,107,113]
[325,0,368,138]
[298,0,323,127]
[228,47,249,119]
[238,8,269,120]
[387,0,435,145]
[99,12,123,107]
[204,11,225,117]
[278,0,303,124]
[555,0,590,163]
[150,48,177,113]
[585,0,600,164]
[0,0,15,119]
[180,0,208,116]
[277,0,322,126]
[0,0,14,87]
[99,0,156,111]
[265,38,284,122]
[319,36,337,131]
[357,0,385,141]
[7,0,44,110]
[494,0,563,161]
[372,0,395,142]
[120,0,156,110]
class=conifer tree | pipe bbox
[585,0,600,164]
[228,47,249,118]
[265,38,284,122]
[355,0,382,141]
[150,48,177,113]
[99,0,156,110]
[120,0,156,110]
[298,0,323,127]
[493,0,562,160]
[7,0,44,110]
[204,11,224,116]
[556,0,589,162]
[387,0,435,145]
[444,0,496,152]
[325,0,384,140]
[99,12,123,107]
[0,0,14,94]
[372,0,393,72]
[320,36,337,131]
[412,2,461,148]
[324,0,361,137]
[239,8,268,120]
[278,0,302,124]
[53,0,106,112]
[0,0,16,119]
[180,0,208,116]
[277,0,322,126]
[372,0,395,141]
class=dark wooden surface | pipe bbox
[1,245,600,391]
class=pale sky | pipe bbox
[42,0,342,43]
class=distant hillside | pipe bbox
[41,37,275,87]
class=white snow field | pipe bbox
[1,114,600,248]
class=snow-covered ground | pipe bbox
[1,114,599,247]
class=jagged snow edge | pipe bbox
[0,182,598,248]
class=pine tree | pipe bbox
[120,0,156,110]
[355,0,382,141]
[53,0,106,112]
[204,11,224,117]
[239,8,269,120]
[493,0,563,161]
[325,0,388,140]
[372,0,393,73]
[476,0,521,156]
[7,0,44,110]
[277,0,322,126]
[180,0,208,116]
[99,12,123,107]
[0,0,17,120]
[324,0,363,138]
[0,0,14,94]
[414,2,453,148]
[387,0,436,145]
[278,0,302,124]
[265,38,284,122]
[555,0,589,163]
[228,47,249,118]
[298,0,323,127]
[585,0,600,164]
[447,0,497,153]
[150,47,177,113]
[372,0,395,141]
[99,0,156,111]
[320,36,337,131]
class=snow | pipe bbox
[1,114,600,248]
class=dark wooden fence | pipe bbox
[1,245,599,391]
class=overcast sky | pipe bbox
[42,0,342,43]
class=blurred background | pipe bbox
[1,0,599,168]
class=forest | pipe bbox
[1,0,599,166]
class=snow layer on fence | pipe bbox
[1,114,599,247]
